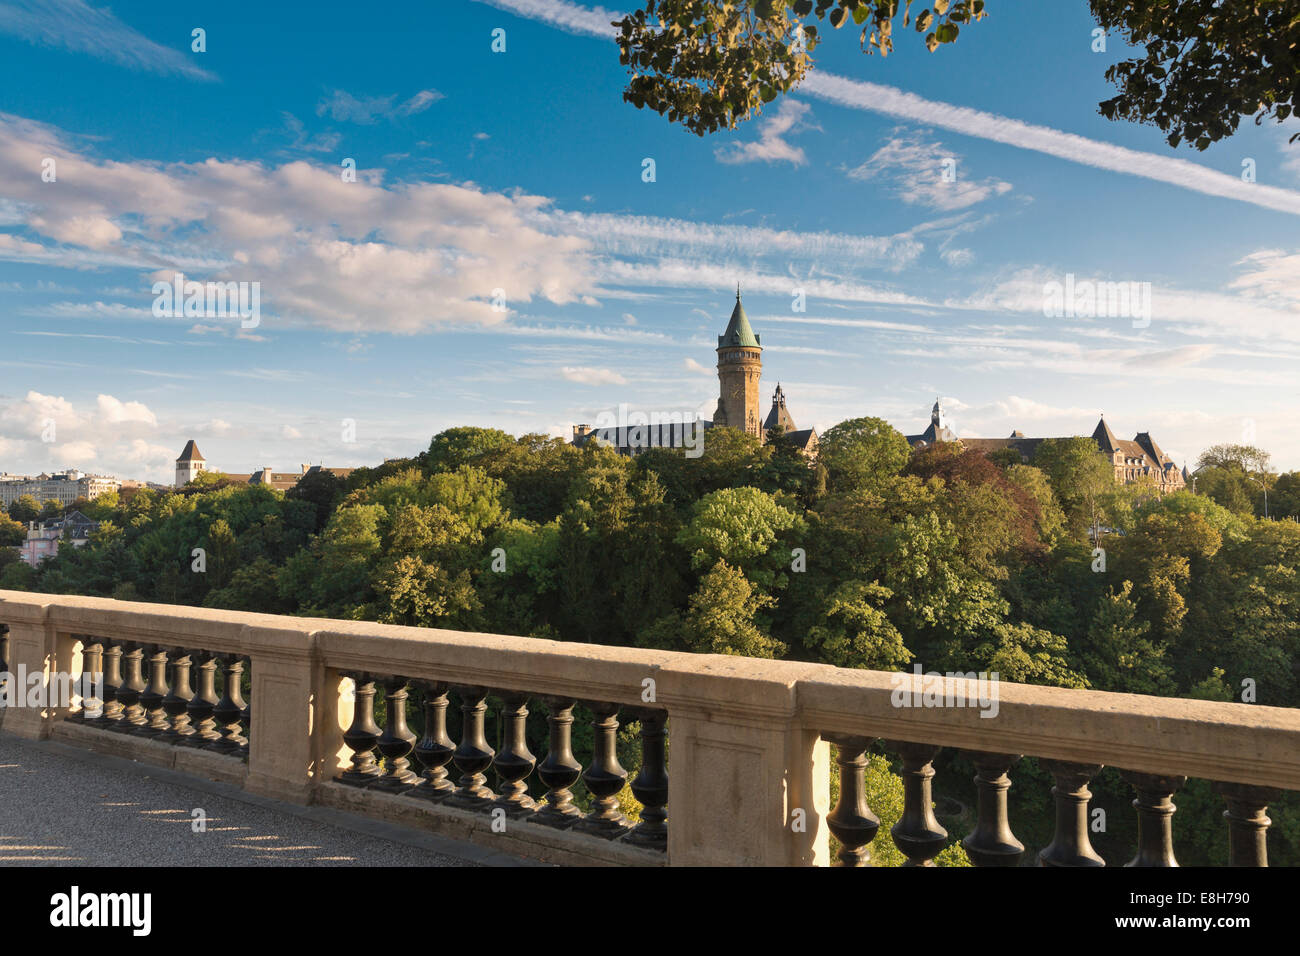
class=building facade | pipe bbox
[18,510,99,566]
[906,400,1185,493]
[0,470,120,507]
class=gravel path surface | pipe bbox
[0,734,509,867]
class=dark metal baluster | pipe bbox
[210,654,247,754]
[339,674,383,784]
[1038,760,1105,867]
[492,693,537,816]
[575,701,630,838]
[97,641,123,726]
[530,697,583,829]
[623,708,668,850]
[182,651,221,747]
[239,656,251,759]
[824,734,879,866]
[447,685,496,809]
[887,741,948,866]
[372,677,418,792]
[159,650,194,743]
[78,638,104,721]
[113,643,147,731]
[1121,771,1185,867]
[1213,782,1280,867]
[135,644,171,736]
[411,681,455,801]
[962,752,1024,867]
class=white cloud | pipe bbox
[0,113,593,333]
[802,71,1300,217]
[48,440,97,466]
[847,133,1012,211]
[539,208,921,271]
[96,394,157,426]
[684,357,713,375]
[715,99,817,167]
[316,88,444,124]
[473,0,618,36]
[941,247,974,266]
[561,366,627,385]
[0,0,216,80]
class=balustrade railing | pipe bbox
[332,673,668,848]
[2,591,1298,866]
[65,635,250,760]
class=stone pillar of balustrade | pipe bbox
[658,657,831,866]
[0,594,82,738]
[240,623,350,804]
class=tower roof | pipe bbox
[717,291,761,349]
[176,440,205,463]
[1091,416,1120,454]
[763,383,798,433]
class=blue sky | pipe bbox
[1,0,1298,483]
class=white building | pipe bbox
[175,440,207,488]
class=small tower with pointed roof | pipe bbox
[175,440,207,488]
[713,288,764,438]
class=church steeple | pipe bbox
[931,398,943,429]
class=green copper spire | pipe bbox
[717,288,761,348]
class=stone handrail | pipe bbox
[2,590,1296,866]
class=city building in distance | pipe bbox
[0,469,121,507]
[173,440,354,491]
[17,509,100,565]
[175,440,207,488]
[572,291,819,456]
[907,400,1186,494]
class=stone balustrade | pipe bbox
[2,590,1297,866]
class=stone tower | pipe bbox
[175,440,206,488]
[713,289,763,439]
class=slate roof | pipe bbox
[717,291,761,349]
[176,440,205,463]
[763,384,798,433]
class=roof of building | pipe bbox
[176,440,205,463]
[717,290,760,349]
[1091,417,1121,454]
[786,429,818,451]
[763,384,798,433]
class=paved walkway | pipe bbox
[0,734,528,867]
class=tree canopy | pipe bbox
[613,0,1299,151]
